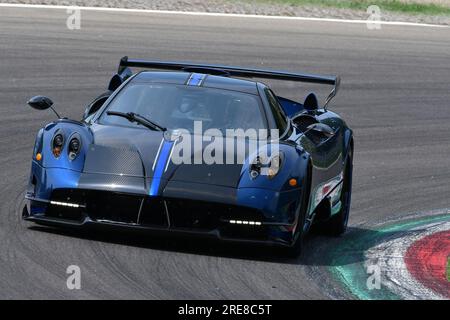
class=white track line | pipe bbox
[0,3,448,28]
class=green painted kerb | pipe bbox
[327,213,450,300]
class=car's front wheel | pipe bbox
[282,165,312,258]
[324,150,353,236]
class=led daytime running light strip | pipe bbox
[229,220,262,226]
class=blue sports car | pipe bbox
[23,57,353,256]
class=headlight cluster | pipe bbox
[51,131,82,160]
[52,131,64,158]
[68,135,81,160]
[249,152,283,180]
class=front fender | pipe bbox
[238,143,310,192]
[237,143,311,224]
[37,119,93,171]
[27,119,93,200]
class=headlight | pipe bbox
[250,155,263,179]
[266,154,281,179]
[68,134,81,161]
[52,131,64,158]
[249,152,283,180]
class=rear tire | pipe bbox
[324,151,353,236]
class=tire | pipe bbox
[324,150,353,236]
[282,164,312,258]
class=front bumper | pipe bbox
[23,210,294,248]
[26,162,302,247]
[24,186,300,247]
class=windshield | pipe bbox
[99,83,266,133]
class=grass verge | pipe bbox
[255,0,450,16]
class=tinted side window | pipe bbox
[265,89,288,132]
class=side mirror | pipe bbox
[28,95,53,110]
[27,96,61,118]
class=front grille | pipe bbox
[46,204,84,221]
[220,224,269,241]
[165,199,226,230]
[47,189,85,221]
[48,189,168,226]
[165,198,265,232]
[165,198,269,239]
[139,197,168,227]
[47,189,269,241]
[87,191,142,224]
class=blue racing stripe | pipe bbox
[149,141,173,196]
[187,73,206,86]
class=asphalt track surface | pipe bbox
[0,6,449,299]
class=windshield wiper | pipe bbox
[106,111,167,132]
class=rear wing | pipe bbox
[117,56,340,108]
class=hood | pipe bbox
[85,123,246,188]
